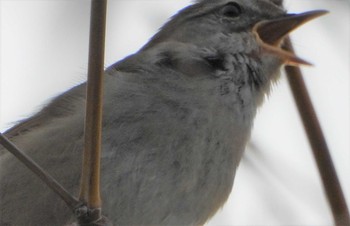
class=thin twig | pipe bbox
[78,0,108,225]
[284,37,350,226]
[0,133,82,210]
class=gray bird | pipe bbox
[0,0,325,225]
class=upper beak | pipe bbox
[253,10,329,66]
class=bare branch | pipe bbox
[0,133,82,210]
[284,37,350,226]
[78,0,109,225]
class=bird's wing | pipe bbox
[4,83,86,140]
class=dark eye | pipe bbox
[221,2,242,18]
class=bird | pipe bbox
[0,0,326,225]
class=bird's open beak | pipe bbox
[253,10,328,66]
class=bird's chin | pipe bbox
[252,10,328,67]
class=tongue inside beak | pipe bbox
[253,10,328,66]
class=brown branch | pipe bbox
[1,0,110,224]
[0,133,82,210]
[284,37,350,226]
[78,0,108,225]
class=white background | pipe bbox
[0,0,349,225]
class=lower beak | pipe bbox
[253,10,328,66]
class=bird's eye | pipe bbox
[221,2,242,18]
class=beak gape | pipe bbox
[253,10,328,66]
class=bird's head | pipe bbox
[143,0,326,67]
[134,0,327,109]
